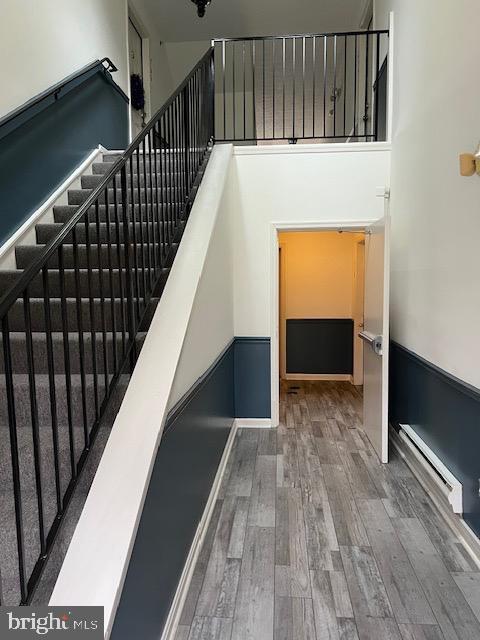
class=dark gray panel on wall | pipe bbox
[111,345,234,640]
[234,337,271,418]
[0,73,129,245]
[390,341,480,537]
[286,319,353,375]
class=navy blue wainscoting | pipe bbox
[234,337,271,418]
[389,340,480,537]
[0,71,129,245]
[286,318,354,375]
[111,343,234,640]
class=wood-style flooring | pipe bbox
[175,381,480,640]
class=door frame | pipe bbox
[127,6,152,140]
[269,219,377,428]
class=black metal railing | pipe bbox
[213,30,389,143]
[0,48,214,605]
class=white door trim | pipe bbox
[269,219,377,427]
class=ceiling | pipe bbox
[141,0,371,42]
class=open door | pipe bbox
[360,212,390,462]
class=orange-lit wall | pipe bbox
[278,230,364,378]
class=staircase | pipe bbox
[0,150,200,605]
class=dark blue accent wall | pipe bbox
[0,72,129,245]
[286,319,353,375]
[234,337,271,418]
[389,341,480,537]
[111,343,234,640]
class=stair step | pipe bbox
[83,171,191,188]
[53,203,183,224]
[36,220,180,244]
[0,331,146,375]
[0,373,108,429]
[0,267,169,299]
[15,242,177,270]
[68,186,182,206]
[102,151,196,164]
[8,296,159,332]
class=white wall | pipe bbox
[0,0,130,118]
[230,144,390,337]
[374,1,480,388]
[164,41,211,89]
[168,173,234,408]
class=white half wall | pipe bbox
[374,1,480,388]
[230,143,391,336]
[0,0,130,118]
[168,160,235,409]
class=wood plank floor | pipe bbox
[175,381,480,640]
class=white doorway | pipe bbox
[128,10,151,140]
[270,217,390,462]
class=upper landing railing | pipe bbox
[213,30,389,143]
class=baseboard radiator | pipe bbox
[397,424,463,514]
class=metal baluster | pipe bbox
[374,33,380,141]
[41,266,62,512]
[129,156,141,321]
[104,184,118,375]
[283,38,286,139]
[354,34,358,138]
[232,43,236,141]
[2,315,27,602]
[141,138,153,292]
[252,40,256,141]
[323,36,327,138]
[112,176,127,355]
[262,40,266,139]
[222,40,226,139]
[272,39,276,139]
[72,226,89,439]
[292,38,296,139]
[57,246,76,478]
[83,204,99,419]
[243,41,246,140]
[302,36,306,139]
[312,36,316,138]
[343,35,347,137]
[136,149,147,305]
[94,199,109,397]
[23,289,47,554]
[333,35,337,138]
[148,130,159,275]
[120,165,136,368]
[159,119,168,262]
[147,129,157,281]
[364,33,369,139]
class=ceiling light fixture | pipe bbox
[191,0,211,18]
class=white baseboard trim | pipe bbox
[283,374,352,382]
[234,418,272,429]
[0,147,103,269]
[390,426,480,569]
[160,420,238,640]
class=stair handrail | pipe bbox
[0,58,127,140]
